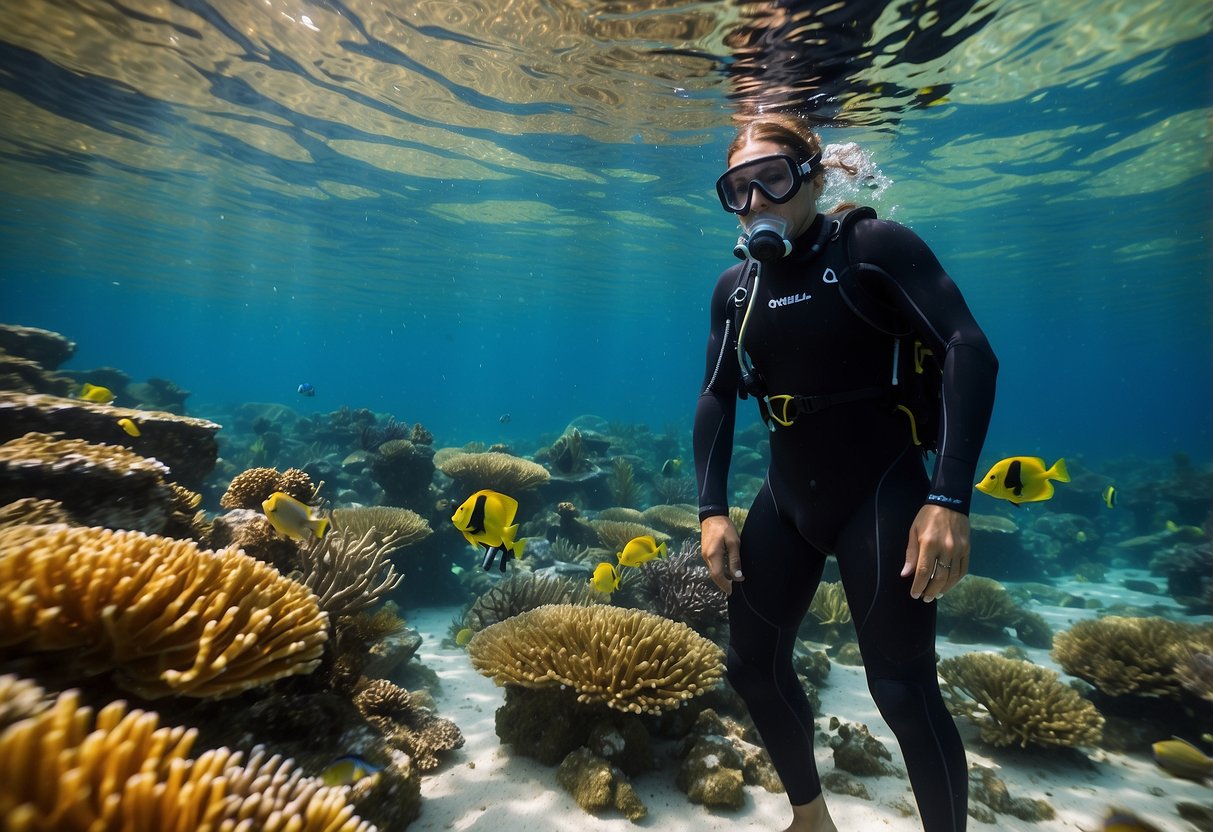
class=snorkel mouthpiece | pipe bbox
[733,216,792,262]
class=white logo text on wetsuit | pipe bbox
[769,292,812,309]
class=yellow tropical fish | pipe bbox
[591,562,621,595]
[455,628,475,647]
[117,417,141,437]
[1102,485,1116,508]
[617,535,668,568]
[450,489,526,572]
[79,383,116,404]
[262,491,329,541]
[975,456,1069,505]
[1152,736,1213,781]
[661,458,682,477]
[1103,808,1163,832]
[320,755,381,787]
[1165,520,1206,542]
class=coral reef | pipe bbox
[298,528,405,618]
[590,518,669,552]
[0,431,178,534]
[640,503,700,538]
[0,324,75,370]
[635,538,727,638]
[547,428,586,474]
[1051,616,1193,698]
[939,652,1104,748]
[438,450,550,494]
[219,466,316,510]
[937,576,1027,643]
[464,573,598,633]
[331,505,433,549]
[369,439,436,509]
[468,604,724,715]
[354,679,464,771]
[0,683,374,832]
[0,674,51,728]
[0,524,328,698]
[608,458,640,508]
[0,497,72,528]
[557,747,647,821]
[0,391,220,487]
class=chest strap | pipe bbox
[762,386,888,428]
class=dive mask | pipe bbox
[716,152,822,215]
[733,215,792,262]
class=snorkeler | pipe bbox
[694,112,998,832]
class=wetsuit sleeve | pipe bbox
[694,266,744,522]
[850,219,998,515]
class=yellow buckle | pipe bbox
[765,394,797,427]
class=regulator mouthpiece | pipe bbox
[733,216,792,262]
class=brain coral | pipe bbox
[0,524,328,698]
[938,652,1104,748]
[467,603,724,715]
[0,682,374,832]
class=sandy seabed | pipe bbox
[402,568,1211,832]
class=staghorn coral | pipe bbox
[1051,616,1193,698]
[298,528,404,618]
[331,505,433,549]
[0,684,374,832]
[939,652,1104,748]
[355,679,464,771]
[468,603,724,715]
[219,466,316,510]
[591,519,669,553]
[465,573,598,632]
[0,431,175,533]
[636,539,727,637]
[0,524,327,698]
[438,450,550,493]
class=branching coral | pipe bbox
[0,683,375,832]
[465,573,598,632]
[355,679,464,771]
[468,603,724,715]
[809,582,852,625]
[637,539,727,637]
[219,466,316,509]
[331,506,433,549]
[298,528,404,618]
[1051,616,1193,698]
[938,652,1104,748]
[0,497,72,528]
[438,450,550,493]
[0,432,175,533]
[0,524,328,698]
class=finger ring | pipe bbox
[937,561,953,569]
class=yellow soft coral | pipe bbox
[0,682,374,832]
[468,603,723,715]
[939,652,1104,748]
[0,524,328,698]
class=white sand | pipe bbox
[403,581,1210,831]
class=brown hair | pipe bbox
[726,113,859,185]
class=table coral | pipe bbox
[467,603,724,715]
[939,652,1104,748]
[1051,615,1192,698]
[438,449,551,493]
[0,524,328,698]
[0,682,375,832]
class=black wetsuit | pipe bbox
[694,211,997,831]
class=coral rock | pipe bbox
[557,747,647,821]
[0,324,75,369]
[676,735,746,809]
[829,721,900,777]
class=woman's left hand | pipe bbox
[901,505,970,603]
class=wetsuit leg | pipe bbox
[834,445,968,832]
[726,479,829,806]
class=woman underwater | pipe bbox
[694,112,998,832]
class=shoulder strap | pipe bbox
[832,207,913,337]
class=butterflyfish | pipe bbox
[450,489,526,572]
[1102,485,1117,508]
[1152,736,1213,781]
[591,562,621,595]
[455,628,475,647]
[117,417,141,437]
[1103,808,1164,832]
[79,383,116,404]
[975,456,1069,505]
[320,755,381,787]
[617,535,668,568]
[262,492,329,541]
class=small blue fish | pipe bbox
[297,382,316,397]
[320,755,381,787]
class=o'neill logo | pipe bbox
[769,292,812,309]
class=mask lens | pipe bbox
[716,155,801,213]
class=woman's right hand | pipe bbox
[700,514,743,595]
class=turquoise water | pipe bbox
[1,0,1210,463]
